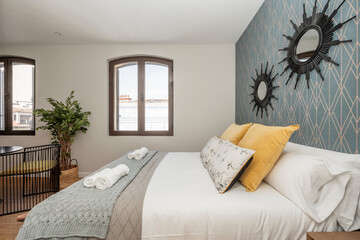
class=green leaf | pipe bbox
[34,90,91,169]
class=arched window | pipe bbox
[0,56,35,135]
[109,56,173,136]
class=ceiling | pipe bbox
[0,0,264,45]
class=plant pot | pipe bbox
[60,164,79,189]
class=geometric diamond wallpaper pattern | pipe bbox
[236,0,359,153]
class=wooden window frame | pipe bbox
[0,56,35,136]
[109,56,174,136]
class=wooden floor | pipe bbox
[0,211,27,240]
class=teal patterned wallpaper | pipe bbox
[235,0,359,153]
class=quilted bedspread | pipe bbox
[16,151,166,240]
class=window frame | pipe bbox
[109,56,174,136]
[0,56,36,136]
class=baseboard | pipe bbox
[79,172,91,178]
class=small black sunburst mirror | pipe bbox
[279,0,356,89]
[249,63,279,118]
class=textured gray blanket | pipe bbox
[16,151,159,240]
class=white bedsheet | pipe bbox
[142,152,338,240]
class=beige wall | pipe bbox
[0,44,235,174]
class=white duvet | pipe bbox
[142,153,338,240]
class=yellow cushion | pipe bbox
[238,124,299,192]
[220,123,252,145]
[0,160,57,175]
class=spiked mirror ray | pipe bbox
[249,62,279,118]
[279,0,356,89]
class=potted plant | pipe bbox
[34,91,91,188]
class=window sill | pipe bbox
[109,131,173,136]
[0,131,35,136]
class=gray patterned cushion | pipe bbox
[200,136,226,168]
[207,141,255,193]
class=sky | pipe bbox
[118,62,169,100]
[12,64,34,102]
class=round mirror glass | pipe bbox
[296,29,320,62]
[257,81,267,101]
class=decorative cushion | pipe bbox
[220,123,252,145]
[238,124,299,192]
[207,141,255,193]
[200,136,225,168]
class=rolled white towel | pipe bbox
[134,147,149,160]
[95,164,130,190]
[127,150,136,159]
[83,168,111,188]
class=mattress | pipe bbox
[142,152,338,240]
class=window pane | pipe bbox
[145,62,169,131]
[12,62,34,131]
[0,62,4,131]
[116,62,138,131]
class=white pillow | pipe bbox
[332,159,360,231]
[285,142,360,231]
[200,136,225,168]
[207,141,255,193]
[265,151,351,223]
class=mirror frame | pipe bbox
[250,62,279,118]
[279,0,356,89]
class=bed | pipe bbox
[142,152,339,240]
[16,142,360,240]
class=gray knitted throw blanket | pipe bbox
[16,151,158,240]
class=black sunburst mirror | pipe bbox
[279,0,356,89]
[249,63,279,118]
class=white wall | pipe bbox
[0,44,235,174]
